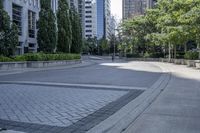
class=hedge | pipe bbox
[184,51,199,60]
[0,53,81,62]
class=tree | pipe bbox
[70,8,83,53]
[57,0,72,53]
[0,0,18,56]
[37,0,56,53]
[99,38,109,55]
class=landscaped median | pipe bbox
[0,53,81,70]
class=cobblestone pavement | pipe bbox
[0,84,128,126]
[0,61,162,132]
[0,84,143,132]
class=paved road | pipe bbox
[0,59,163,133]
[0,61,162,88]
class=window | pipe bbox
[85,30,92,32]
[12,4,22,35]
[35,0,39,8]
[28,10,36,38]
[85,15,92,18]
[85,11,92,13]
[29,43,35,48]
[85,1,91,4]
[85,20,92,23]
[86,25,92,28]
[85,6,91,8]
[86,35,92,38]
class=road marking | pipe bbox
[0,81,147,91]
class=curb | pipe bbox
[87,63,171,133]
[0,61,96,76]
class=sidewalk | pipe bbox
[124,63,200,133]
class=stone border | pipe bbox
[0,60,81,70]
[0,83,143,133]
[126,58,200,69]
[87,62,171,133]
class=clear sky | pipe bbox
[111,0,122,23]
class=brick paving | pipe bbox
[0,84,128,127]
[0,84,143,132]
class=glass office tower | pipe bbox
[96,0,110,40]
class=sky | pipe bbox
[111,0,122,23]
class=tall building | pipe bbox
[78,0,85,37]
[147,0,157,9]
[122,0,147,20]
[96,0,111,40]
[68,0,85,38]
[84,0,97,39]
[2,0,40,55]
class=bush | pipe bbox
[176,52,185,59]
[184,51,199,60]
[126,53,141,58]
[0,56,13,62]
[144,52,164,58]
[0,53,81,62]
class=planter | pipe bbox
[174,59,184,65]
[0,62,27,70]
[195,61,200,69]
[0,60,81,70]
[186,60,196,67]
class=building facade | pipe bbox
[122,0,147,20]
[147,0,157,9]
[84,0,97,39]
[2,0,40,55]
[96,0,111,40]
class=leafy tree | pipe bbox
[37,0,57,53]
[0,0,18,56]
[70,8,82,53]
[99,38,109,55]
[57,0,72,53]
[122,0,200,59]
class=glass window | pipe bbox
[12,4,22,35]
[28,10,36,38]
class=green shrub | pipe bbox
[0,56,13,62]
[14,55,26,61]
[0,53,81,62]
[184,51,199,60]
[126,53,141,58]
[143,52,164,58]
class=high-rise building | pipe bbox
[122,0,147,20]
[78,0,85,37]
[2,0,84,55]
[147,0,157,9]
[84,0,97,39]
[96,0,111,40]
[2,0,40,55]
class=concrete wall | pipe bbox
[126,58,200,69]
[0,60,81,70]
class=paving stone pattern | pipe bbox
[0,84,128,126]
[0,84,143,132]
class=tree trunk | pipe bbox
[171,44,174,59]
[174,44,176,59]
[198,43,200,59]
[184,43,187,52]
[168,43,171,62]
